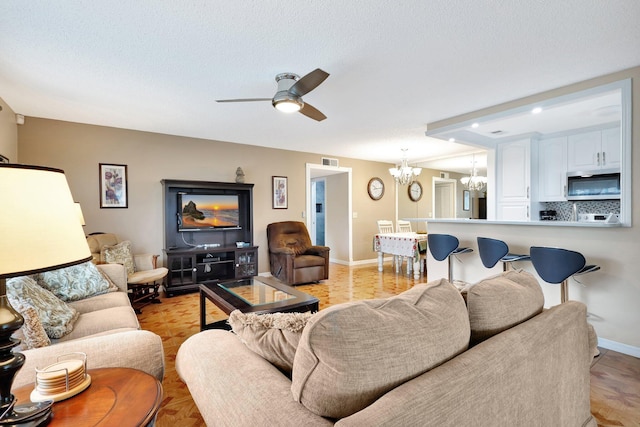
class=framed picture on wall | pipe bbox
[463,190,470,211]
[272,176,288,209]
[99,163,128,208]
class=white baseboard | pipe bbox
[329,257,389,266]
[598,337,640,358]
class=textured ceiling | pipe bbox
[1,1,640,168]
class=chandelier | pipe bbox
[389,149,422,185]
[460,154,487,192]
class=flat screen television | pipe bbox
[178,193,241,231]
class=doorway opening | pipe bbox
[306,164,353,265]
[311,178,326,245]
[432,178,457,218]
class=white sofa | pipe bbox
[11,263,164,390]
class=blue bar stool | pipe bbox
[530,246,600,303]
[427,234,473,283]
[477,237,530,271]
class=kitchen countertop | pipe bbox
[404,218,624,227]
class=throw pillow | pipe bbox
[6,276,79,339]
[99,268,121,293]
[13,302,51,349]
[228,310,312,374]
[101,240,135,276]
[33,261,113,302]
[291,278,470,419]
[466,269,544,346]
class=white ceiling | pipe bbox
[1,1,640,170]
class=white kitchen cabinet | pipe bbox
[499,203,530,221]
[601,126,621,169]
[496,138,537,221]
[538,136,567,201]
[567,126,621,172]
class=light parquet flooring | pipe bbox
[137,263,640,427]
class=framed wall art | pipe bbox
[272,176,288,209]
[99,163,128,208]
[463,190,470,211]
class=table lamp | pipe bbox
[0,163,92,425]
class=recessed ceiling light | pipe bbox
[532,107,543,114]
[471,123,479,128]
[449,138,455,142]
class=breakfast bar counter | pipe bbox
[407,217,623,228]
[422,218,639,358]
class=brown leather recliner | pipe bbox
[267,221,330,285]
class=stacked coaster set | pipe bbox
[30,359,92,402]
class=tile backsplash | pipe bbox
[541,200,620,221]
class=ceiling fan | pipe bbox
[216,68,330,121]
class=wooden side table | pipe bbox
[12,367,162,426]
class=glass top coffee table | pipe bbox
[199,276,319,330]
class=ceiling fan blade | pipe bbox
[299,103,327,121]
[216,98,272,103]
[289,69,329,97]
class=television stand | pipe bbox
[164,246,258,297]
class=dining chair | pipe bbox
[427,234,473,283]
[396,220,412,233]
[530,246,600,303]
[377,220,394,234]
[477,237,530,271]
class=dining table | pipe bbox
[373,232,428,279]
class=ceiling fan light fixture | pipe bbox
[272,89,303,113]
[273,98,302,113]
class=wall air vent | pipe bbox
[322,157,339,167]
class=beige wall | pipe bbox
[325,173,349,261]
[16,118,396,272]
[0,97,18,162]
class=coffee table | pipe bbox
[199,276,319,330]
[12,367,162,426]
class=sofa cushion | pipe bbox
[228,310,312,374]
[33,261,113,302]
[68,291,132,314]
[54,305,140,342]
[291,278,470,419]
[101,240,135,275]
[466,270,544,345]
[7,276,79,339]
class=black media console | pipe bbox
[161,179,256,296]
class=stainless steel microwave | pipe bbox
[566,169,621,200]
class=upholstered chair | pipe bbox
[86,233,168,312]
[267,221,330,285]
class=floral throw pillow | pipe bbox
[33,261,112,302]
[228,310,312,374]
[12,302,51,349]
[7,276,79,339]
[101,240,135,276]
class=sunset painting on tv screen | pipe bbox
[181,195,240,229]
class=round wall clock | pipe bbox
[367,177,385,200]
[408,181,423,202]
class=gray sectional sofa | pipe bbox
[176,270,596,427]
